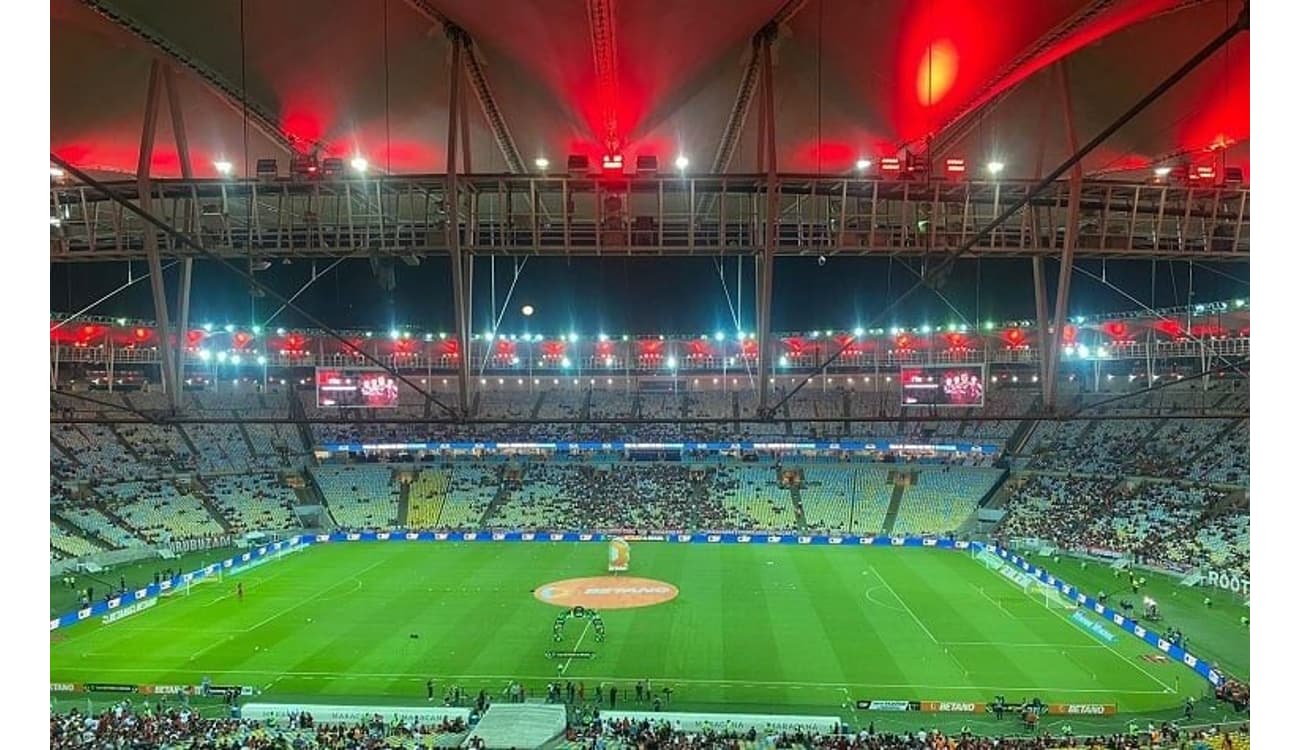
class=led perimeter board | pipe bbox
[315,368,400,408]
[900,364,986,407]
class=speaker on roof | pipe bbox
[567,155,590,176]
[255,159,278,182]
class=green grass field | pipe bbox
[51,542,1215,725]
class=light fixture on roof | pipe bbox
[855,158,872,171]
[214,159,234,176]
[987,161,1005,175]
[534,157,550,171]
[50,166,64,179]
[521,304,535,317]
[350,156,368,174]
[674,155,689,171]
[1154,166,1172,178]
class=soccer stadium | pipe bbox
[48,1,1252,747]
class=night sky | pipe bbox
[50,256,1250,336]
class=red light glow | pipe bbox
[916,39,959,107]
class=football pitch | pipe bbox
[51,542,1202,718]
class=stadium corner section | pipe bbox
[49,536,309,632]
[49,530,1228,703]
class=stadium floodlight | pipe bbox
[1076,344,1090,358]
[920,325,931,334]
[714,331,725,342]
[50,166,65,179]
[853,327,865,337]
[599,333,609,342]
[224,324,235,333]
[622,334,629,341]
[276,327,286,336]
[534,157,550,171]
[198,349,211,361]
[213,159,234,176]
[561,357,572,368]
[568,332,579,343]
[522,304,535,317]
[675,155,690,171]
[389,329,400,340]
[855,158,871,171]
[779,355,789,367]
[231,355,241,365]
[203,323,214,332]
[604,355,614,367]
[1154,166,1172,178]
[350,156,368,174]
[216,351,228,363]
[256,356,267,365]
[439,332,447,340]
[1234,298,1246,308]
[987,161,1005,175]
[666,356,678,370]
[983,321,995,331]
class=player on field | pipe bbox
[236,583,244,601]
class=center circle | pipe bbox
[534,576,679,609]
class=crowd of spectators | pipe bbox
[49,703,466,749]
[46,701,1249,750]
[998,475,1248,578]
[569,716,1249,750]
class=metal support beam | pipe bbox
[137,60,179,411]
[586,0,621,153]
[163,65,195,407]
[81,0,307,156]
[402,2,527,173]
[1043,62,1083,411]
[446,34,472,419]
[756,38,778,418]
[712,0,806,173]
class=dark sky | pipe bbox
[50,256,1249,335]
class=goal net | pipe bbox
[163,569,222,598]
[1038,582,1078,611]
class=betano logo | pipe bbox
[534,576,679,609]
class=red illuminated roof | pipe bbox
[52,0,1248,181]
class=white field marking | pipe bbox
[560,619,593,676]
[975,586,1012,616]
[941,641,1108,649]
[866,566,940,643]
[863,585,908,614]
[54,667,1171,695]
[200,561,299,608]
[236,555,394,635]
[975,556,1178,694]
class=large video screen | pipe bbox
[900,365,986,407]
[315,368,400,408]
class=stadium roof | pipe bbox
[52,0,1249,181]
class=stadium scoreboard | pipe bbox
[900,364,986,407]
[315,367,400,408]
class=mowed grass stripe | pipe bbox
[50,543,1201,713]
